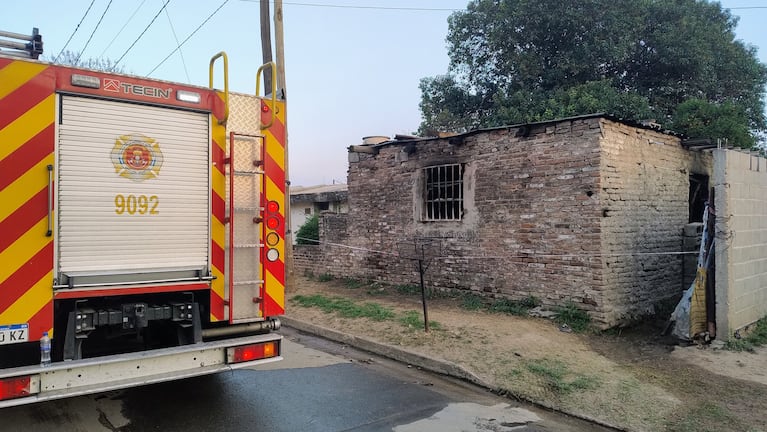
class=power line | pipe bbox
[147,0,230,77]
[113,0,171,70]
[164,6,191,83]
[99,0,148,58]
[240,0,459,11]
[75,0,114,64]
[54,0,96,63]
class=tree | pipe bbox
[419,0,767,148]
[46,50,126,74]
[295,214,319,245]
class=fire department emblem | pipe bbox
[111,134,163,182]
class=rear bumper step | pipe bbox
[0,333,282,408]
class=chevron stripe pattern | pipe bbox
[0,58,55,341]
[260,99,286,316]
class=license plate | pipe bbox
[0,324,29,345]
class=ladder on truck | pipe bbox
[226,131,267,323]
[0,28,43,59]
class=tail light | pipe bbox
[226,341,279,364]
[0,375,38,402]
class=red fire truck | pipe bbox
[0,28,287,407]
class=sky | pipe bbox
[3,0,767,187]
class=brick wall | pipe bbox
[598,120,712,324]
[714,149,767,339]
[343,118,609,318]
[316,117,713,327]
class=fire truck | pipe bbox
[0,28,287,407]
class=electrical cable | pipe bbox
[54,0,96,63]
[75,0,114,64]
[99,0,148,57]
[113,0,171,70]
[164,6,191,83]
[146,0,230,76]
[239,0,458,11]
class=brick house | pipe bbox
[294,114,767,333]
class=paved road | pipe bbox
[1,328,610,432]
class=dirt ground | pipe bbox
[285,275,767,432]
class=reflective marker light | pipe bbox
[226,342,278,364]
[266,216,280,230]
[0,376,33,402]
[176,90,201,103]
[266,232,280,246]
[71,74,101,89]
[267,201,279,213]
[266,248,280,262]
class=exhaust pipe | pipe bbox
[201,318,281,339]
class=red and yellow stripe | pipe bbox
[209,92,228,322]
[0,58,56,341]
[260,99,286,316]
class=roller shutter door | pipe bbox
[57,96,210,285]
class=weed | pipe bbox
[460,293,486,310]
[317,273,334,282]
[291,294,394,321]
[525,358,598,395]
[399,310,442,330]
[342,278,365,289]
[725,315,767,352]
[395,284,421,296]
[554,302,592,333]
[490,298,529,316]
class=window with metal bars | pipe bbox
[422,164,464,221]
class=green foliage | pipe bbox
[525,358,599,395]
[419,0,767,147]
[490,296,539,316]
[460,293,486,310]
[554,302,592,333]
[342,278,365,289]
[725,316,767,352]
[295,214,319,245]
[291,294,395,321]
[672,99,756,148]
[399,310,442,330]
[317,273,334,282]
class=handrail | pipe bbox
[256,62,277,130]
[46,164,53,237]
[209,51,230,124]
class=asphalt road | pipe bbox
[0,328,610,432]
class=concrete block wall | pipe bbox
[714,149,767,339]
[597,120,712,324]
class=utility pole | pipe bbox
[273,0,293,290]
[260,0,273,95]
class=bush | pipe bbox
[295,214,319,245]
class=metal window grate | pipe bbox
[423,164,463,221]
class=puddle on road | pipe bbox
[393,402,541,432]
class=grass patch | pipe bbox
[399,310,442,330]
[666,401,743,432]
[525,358,599,395]
[341,278,365,289]
[554,302,592,333]
[395,284,421,296]
[317,273,335,282]
[460,293,486,310]
[490,296,539,316]
[291,294,394,321]
[725,316,767,352]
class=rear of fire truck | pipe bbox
[0,29,287,407]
